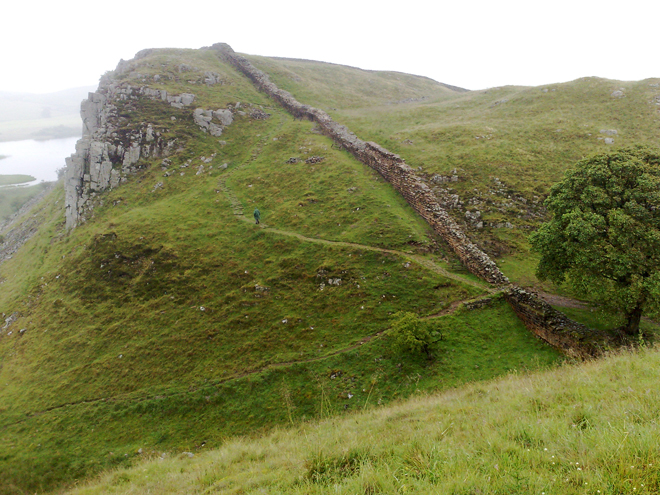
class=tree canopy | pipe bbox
[389,311,441,358]
[530,146,660,335]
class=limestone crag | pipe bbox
[193,108,234,136]
[64,80,197,229]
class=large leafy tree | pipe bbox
[530,146,660,335]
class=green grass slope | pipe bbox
[0,48,562,493]
[243,56,463,111]
[249,55,660,321]
[65,347,660,495]
[0,181,51,222]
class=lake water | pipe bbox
[0,137,80,185]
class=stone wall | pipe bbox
[213,43,508,286]
[504,287,608,359]
[213,43,608,357]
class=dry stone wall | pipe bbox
[504,287,608,359]
[212,43,607,356]
[213,43,508,286]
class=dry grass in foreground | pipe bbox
[65,346,660,495]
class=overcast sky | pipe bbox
[2,0,657,94]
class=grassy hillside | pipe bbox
[0,180,50,222]
[0,48,564,493]
[251,56,660,286]
[243,56,463,111]
[65,347,660,495]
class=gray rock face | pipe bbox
[611,90,625,98]
[193,107,234,136]
[168,93,196,109]
[64,81,185,229]
[204,72,223,85]
[214,109,233,126]
[600,129,618,135]
[193,108,213,128]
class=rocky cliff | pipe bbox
[64,53,234,229]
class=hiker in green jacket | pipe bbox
[253,208,261,224]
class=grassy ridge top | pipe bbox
[65,347,660,494]
[253,55,660,294]
[0,48,564,493]
[244,55,462,110]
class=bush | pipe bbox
[389,312,441,358]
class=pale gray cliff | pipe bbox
[64,57,234,229]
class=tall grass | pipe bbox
[66,347,660,494]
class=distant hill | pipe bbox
[0,86,94,141]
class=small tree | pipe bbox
[530,146,660,336]
[390,311,441,358]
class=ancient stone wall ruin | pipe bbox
[213,43,508,287]
[213,43,606,357]
[504,287,608,359]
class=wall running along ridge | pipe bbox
[211,44,507,287]
[212,43,607,358]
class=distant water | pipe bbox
[0,137,79,185]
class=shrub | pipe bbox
[389,311,441,358]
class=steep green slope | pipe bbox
[0,48,561,493]
[252,56,660,285]
[65,347,660,495]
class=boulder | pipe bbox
[214,109,233,126]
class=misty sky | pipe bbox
[2,0,657,94]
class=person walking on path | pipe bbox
[253,208,261,224]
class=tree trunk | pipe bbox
[623,305,643,336]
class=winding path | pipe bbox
[6,120,493,427]
[216,116,490,293]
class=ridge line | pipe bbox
[212,44,611,358]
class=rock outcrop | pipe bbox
[193,108,233,136]
[64,55,235,230]
[64,84,183,228]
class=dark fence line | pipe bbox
[213,43,608,358]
